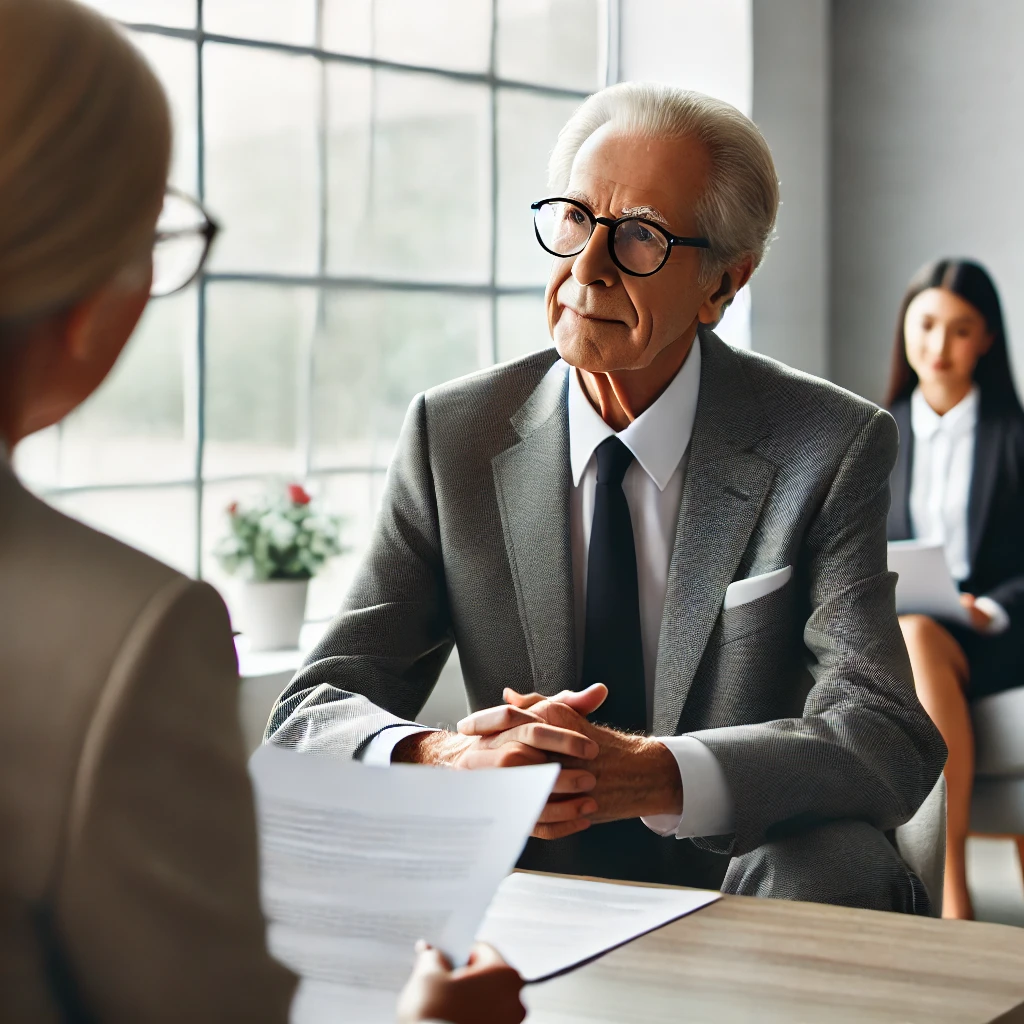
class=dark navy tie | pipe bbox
[581,436,647,733]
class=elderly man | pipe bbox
[268,83,945,911]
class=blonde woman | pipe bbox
[0,1,523,1021]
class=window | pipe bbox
[15,0,610,620]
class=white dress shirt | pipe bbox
[909,386,1008,633]
[365,338,734,840]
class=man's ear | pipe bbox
[698,256,755,325]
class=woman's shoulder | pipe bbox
[1,466,181,597]
[0,466,199,694]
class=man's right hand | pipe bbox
[393,684,609,839]
[397,942,525,1024]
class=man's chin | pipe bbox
[553,329,637,374]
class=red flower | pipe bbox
[287,484,312,506]
[226,501,239,515]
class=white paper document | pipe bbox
[249,744,558,1024]
[477,872,721,982]
[888,540,970,625]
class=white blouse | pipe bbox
[909,386,1008,633]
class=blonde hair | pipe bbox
[549,82,780,285]
[0,0,171,324]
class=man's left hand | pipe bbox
[457,688,682,838]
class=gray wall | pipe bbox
[751,0,830,378]
[831,0,1024,404]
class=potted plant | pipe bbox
[215,483,344,651]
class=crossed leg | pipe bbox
[899,614,974,919]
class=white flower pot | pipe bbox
[238,579,309,652]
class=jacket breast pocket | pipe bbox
[718,575,795,646]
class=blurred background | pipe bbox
[14,0,1024,925]
[20,0,1024,620]
[13,0,761,624]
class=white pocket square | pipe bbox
[723,565,793,611]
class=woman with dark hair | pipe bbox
[886,258,1024,920]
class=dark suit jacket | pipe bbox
[888,392,1024,693]
[267,330,945,892]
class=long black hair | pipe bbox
[884,258,1024,415]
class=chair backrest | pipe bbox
[894,774,946,917]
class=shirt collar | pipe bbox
[567,336,702,491]
[910,385,979,441]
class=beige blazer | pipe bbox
[0,460,296,1022]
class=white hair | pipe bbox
[549,82,780,286]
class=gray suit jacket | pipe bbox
[267,329,945,865]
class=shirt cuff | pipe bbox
[974,596,1011,635]
[360,725,436,765]
[641,736,735,839]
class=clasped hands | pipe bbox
[397,683,682,837]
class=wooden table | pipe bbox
[522,883,1024,1023]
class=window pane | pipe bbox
[322,0,490,70]
[49,487,197,576]
[81,0,195,28]
[131,33,198,193]
[326,68,491,283]
[204,283,317,478]
[305,472,381,621]
[497,90,580,286]
[497,293,550,363]
[496,0,602,91]
[204,0,316,45]
[12,427,61,493]
[374,0,490,72]
[320,0,371,55]
[204,45,319,274]
[57,290,197,486]
[311,290,488,469]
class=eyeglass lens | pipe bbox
[151,191,212,298]
[534,200,670,276]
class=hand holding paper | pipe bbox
[249,745,722,1023]
[397,942,525,1024]
[958,592,994,630]
[887,540,971,626]
[249,745,557,1023]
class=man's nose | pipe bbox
[571,223,618,288]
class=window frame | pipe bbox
[39,0,617,579]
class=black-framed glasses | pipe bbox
[531,197,710,278]
[151,188,220,298]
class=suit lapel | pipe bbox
[492,362,576,693]
[968,399,1002,569]
[652,333,776,736]
[888,399,913,540]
